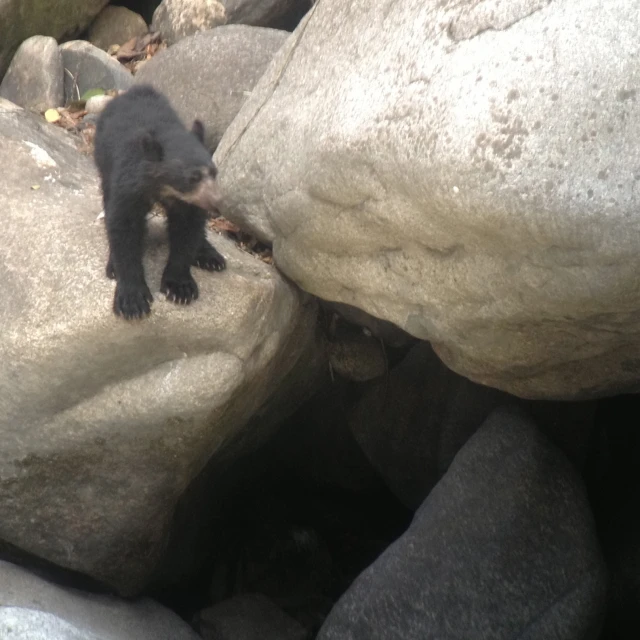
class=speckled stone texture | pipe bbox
[215,0,640,400]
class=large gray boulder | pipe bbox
[135,25,288,151]
[0,560,200,640]
[318,406,608,640]
[0,0,109,78]
[0,99,323,594]
[215,0,640,400]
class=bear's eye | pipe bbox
[188,170,202,186]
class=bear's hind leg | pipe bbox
[193,237,226,272]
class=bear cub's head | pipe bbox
[141,119,221,214]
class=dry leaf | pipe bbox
[210,217,241,233]
[116,32,163,63]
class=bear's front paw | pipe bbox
[193,241,226,272]
[161,272,199,305]
[113,282,153,319]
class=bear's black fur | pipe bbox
[94,84,226,320]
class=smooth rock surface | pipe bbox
[85,93,112,114]
[0,99,322,594]
[349,342,596,509]
[0,560,200,640]
[87,5,148,51]
[60,40,133,102]
[349,342,504,509]
[215,0,640,400]
[151,0,226,45]
[0,35,64,111]
[318,406,608,640]
[135,25,287,151]
[198,594,307,640]
[0,0,109,78]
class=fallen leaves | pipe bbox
[43,102,96,154]
[210,217,241,233]
[48,105,86,129]
[42,31,167,150]
[108,32,166,74]
[209,218,273,264]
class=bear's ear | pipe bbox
[191,119,205,143]
[141,131,164,162]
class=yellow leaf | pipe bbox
[31,185,40,190]
[44,109,61,123]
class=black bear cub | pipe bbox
[94,84,225,320]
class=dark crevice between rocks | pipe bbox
[0,539,117,596]
[114,0,163,25]
[112,0,314,31]
[1,308,638,639]
[147,371,414,634]
[137,354,639,639]
[588,394,640,640]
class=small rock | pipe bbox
[60,40,133,104]
[198,594,308,640]
[0,560,200,640]
[85,93,113,113]
[88,5,149,51]
[0,36,63,111]
[82,112,99,125]
[327,332,386,382]
[152,0,227,45]
[325,301,415,349]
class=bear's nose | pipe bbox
[190,175,221,213]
